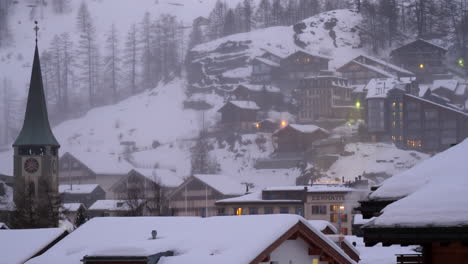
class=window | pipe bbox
[249,207,258,215]
[330,213,347,223]
[311,205,327,214]
[235,208,243,216]
[295,207,304,216]
[264,207,273,214]
[330,205,344,212]
[340,228,348,235]
[201,208,206,217]
[280,207,289,214]
[217,208,225,216]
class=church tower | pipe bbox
[12,22,60,228]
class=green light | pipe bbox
[355,101,361,109]
[459,58,465,68]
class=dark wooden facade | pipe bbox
[273,125,329,153]
[231,84,283,110]
[279,51,330,80]
[251,57,280,84]
[391,39,447,83]
[60,185,106,208]
[297,76,354,122]
[218,101,259,131]
[387,89,468,151]
[255,119,281,133]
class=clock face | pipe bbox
[24,158,40,174]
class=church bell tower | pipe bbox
[12,22,60,227]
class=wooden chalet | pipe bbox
[391,39,448,83]
[251,57,280,84]
[337,54,415,85]
[28,215,358,264]
[59,184,105,208]
[231,84,282,109]
[59,152,133,198]
[279,50,331,80]
[167,174,245,217]
[218,100,260,131]
[359,140,468,264]
[387,87,468,151]
[430,79,468,106]
[273,124,329,153]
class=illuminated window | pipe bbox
[419,63,425,69]
[255,123,260,129]
[392,102,396,109]
[281,120,287,127]
[392,136,396,141]
[235,208,243,216]
[330,205,344,211]
[399,136,403,140]
[392,121,396,127]
[313,259,319,264]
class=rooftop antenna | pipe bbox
[34,21,39,44]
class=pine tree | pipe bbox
[242,0,253,32]
[59,33,73,117]
[124,23,139,95]
[51,0,70,14]
[254,0,273,29]
[223,9,236,36]
[189,21,204,49]
[208,0,227,40]
[140,12,153,89]
[74,206,87,227]
[271,0,284,26]
[104,24,121,103]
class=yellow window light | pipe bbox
[339,205,345,210]
[235,208,243,216]
[281,120,287,127]
[419,63,425,69]
[459,58,465,68]
[255,123,260,129]
[355,101,361,109]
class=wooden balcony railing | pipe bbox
[396,254,423,264]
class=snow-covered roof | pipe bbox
[277,124,329,135]
[353,214,375,225]
[0,228,66,264]
[237,83,281,93]
[216,191,302,204]
[59,184,100,194]
[264,185,358,193]
[358,54,414,76]
[406,94,468,116]
[288,48,333,61]
[345,236,416,264]
[62,203,84,212]
[367,139,468,227]
[253,57,280,67]
[326,235,361,257]
[131,168,184,188]
[392,38,448,54]
[193,174,246,196]
[432,79,459,92]
[307,220,338,234]
[365,78,404,99]
[26,215,356,264]
[88,200,135,211]
[260,47,289,59]
[63,151,133,175]
[224,100,260,110]
[340,60,395,78]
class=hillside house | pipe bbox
[218,101,260,131]
[279,50,331,80]
[337,54,415,85]
[359,140,468,264]
[387,88,468,151]
[430,79,468,106]
[273,124,329,153]
[365,78,419,141]
[297,75,355,122]
[251,57,280,84]
[216,184,367,235]
[59,184,105,208]
[59,151,133,198]
[27,215,358,264]
[231,84,283,109]
[168,174,245,217]
[390,38,448,83]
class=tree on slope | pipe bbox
[124,23,139,96]
[104,23,121,103]
[208,0,227,40]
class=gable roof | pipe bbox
[337,60,395,78]
[236,83,281,93]
[59,184,101,194]
[193,174,246,196]
[218,101,260,112]
[88,199,138,211]
[62,151,133,175]
[274,124,329,136]
[252,57,280,68]
[62,203,85,212]
[130,168,184,188]
[286,49,332,61]
[26,215,356,264]
[356,54,415,76]
[0,228,67,264]
[367,139,468,228]
[365,78,407,99]
[391,38,448,55]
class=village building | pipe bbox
[390,38,448,83]
[26,215,359,264]
[297,75,356,122]
[359,139,468,264]
[0,228,68,264]
[216,184,367,235]
[88,199,144,218]
[230,83,283,109]
[251,56,280,84]
[387,87,468,151]
[365,78,419,141]
[429,79,468,107]
[217,100,260,132]
[254,119,282,133]
[58,151,133,198]
[167,174,245,217]
[278,50,331,80]
[273,124,329,153]
[61,203,87,224]
[307,220,339,235]
[59,184,105,208]
[337,54,415,85]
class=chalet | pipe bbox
[167,174,245,217]
[359,139,468,264]
[279,50,331,80]
[387,87,468,151]
[251,56,280,84]
[59,151,133,198]
[365,78,419,141]
[61,203,87,224]
[1,228,68,264]
[88,199,144,218]
[430,79,468,106]
[216,184,367,235]
[59,184,105,208]
[27,215,358,264]
[231,83,282,109]
[217,100,260,131]
[390,38,448,83]
[297,75,355,123]
[337,54,415,85]
[273,124,329,153]
[110,168,183,215]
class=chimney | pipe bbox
[151,230,157,240]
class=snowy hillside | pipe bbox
[187,9,363,88]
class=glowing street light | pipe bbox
[355,101,361,109]
[419,63,425,69]
[459,58,465,68]
[255,123,260,129]
[281,120,287,127]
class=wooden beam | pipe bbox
[308,248,322,255]
[260,255,270,262]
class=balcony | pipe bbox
[396,254,423,264]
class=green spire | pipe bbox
[13,42,60,147]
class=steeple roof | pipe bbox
[13,44,60,147]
